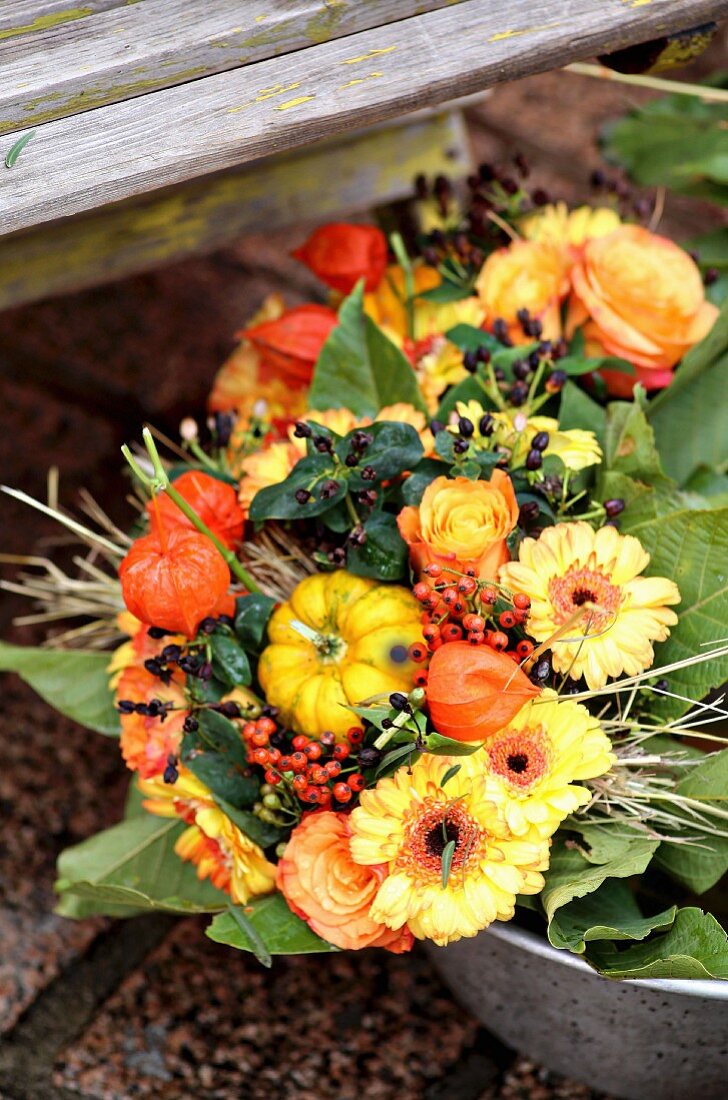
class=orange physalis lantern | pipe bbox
[292,223,388,294]
[240,304,337,387]
[147,471,244,551]
[119,528,230,638]
[426,641,540,742]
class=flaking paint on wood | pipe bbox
[0,111,470,310]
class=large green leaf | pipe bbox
[308,282,426,417]
[558,382,607,450]
[601,90,728,203]
[648,301,728,485]
[542,830,659,922]
[0,641,120,735]
[618,506,728,718]
[548,878,676,954]
[587,908,728,980]
[206,893,338,955]
[655,748,728,894]
[55,814,227,917]
[346,511,408,581]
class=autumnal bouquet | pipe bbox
[3,174,728,980]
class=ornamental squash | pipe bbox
[258,571,422,739]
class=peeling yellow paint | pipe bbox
[228,82,305,114]
[339,72,383,90]
[0,8,93,40]
[340,46,397,65]
[622,0,651,5]
[274,95,316,111]
[489,23,560,42]
[255,14,266,21]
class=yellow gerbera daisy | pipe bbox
[416,336,469,414]
[499,521,681,690]
[139,767,276,904]
[520,202,621,255]
[477,691,616,838]
[451,401,602,472]
[349,754,549,946]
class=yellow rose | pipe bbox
[520,202,621,257]
[397,471,519,580]
[475,239,570,345]
[567,225,718,396]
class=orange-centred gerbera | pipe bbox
[499,521,681,690]
[350,754,549,946]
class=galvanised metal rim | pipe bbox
[474,921,728,999]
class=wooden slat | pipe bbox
[0,2,124,39]
[1,1,462,134]
[0,0,724,237]
[0,110,471,311]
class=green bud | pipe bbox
[260,783,275,797]
[262,792,281,810]
[275,841,288,858]
[408,686,426,707]
[253,801,263,815]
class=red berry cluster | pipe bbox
[407,565,534,673]
[242,718,367,808]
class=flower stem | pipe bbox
[390,232,416,341]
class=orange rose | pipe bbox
[292,223,388,294]
[397,471,519,581]
[567,225,718,397]
[277,812,413,953]
[426,641,540,742]
[476,239,570,344]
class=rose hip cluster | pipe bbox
[407,565,534,676]
[242,717,367,809]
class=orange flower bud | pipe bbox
[240,304,338,387]
[426,640,540,742]
[147,471,244,551]
[292,223,388,294]
[119,529,230,638]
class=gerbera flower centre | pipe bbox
[548,566,622,632]
[488,728,550,791]
[402,798,485,884]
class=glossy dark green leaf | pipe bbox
[401,458,447,505]
[248,452,344,521]
[210,634,251,687]
[234,592,277,652]
[344,421,424,488]
[347,512,408,581]
[445,323,499,354]
[214,797,286,849]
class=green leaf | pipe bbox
[444,323,499,354]
[347,512,408,582]
[684,466,728,508]
[618,506,728,718]
[234,593,277,652]
[344,421,424,488]
[401,458,447,505]
[655,748,728,893]
[225,903,272,967]
[601,93,728,202]
[425,732,482,756]
[441,839,456,888]
[213,797,286,849]
[309,283,426,416]
[55,814,226,917]
[206,892,339,955]
[548,878,677,954]
[686,227,728,272]
[542,831,659,922]
[558,382,606,449]
[586,908,728,980]
[440,764,462,788]
[436,374,491,421]
[0,642,120,736]
[602,392,661,479]
[376,742,421,776]
[418,283,473,303]
[648,301,728,485]
[248,453,343,521]
[183,710,258,808]
[209,634,251,688]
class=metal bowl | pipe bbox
[426,922,728,1099]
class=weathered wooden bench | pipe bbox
[0,0,724,310]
